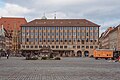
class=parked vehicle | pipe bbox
[94,49,120,60]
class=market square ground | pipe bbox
[0,57,120,80]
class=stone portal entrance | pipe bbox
[84,51,89,57]
[77,51,82,57]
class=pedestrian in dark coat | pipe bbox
[6,49,10,59]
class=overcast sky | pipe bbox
[0,0,120,34]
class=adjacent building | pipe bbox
[109,25,120,51]
[99,27,113,49]
[100,25,120,51]
[0,17,27,54]
[0,25,6,51]
[21,18,100,57]
[0,25,10,52]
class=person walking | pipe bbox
[6,49,10,59]
[0,52,1,59]
[6,54,9,59]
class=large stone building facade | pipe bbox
[100,25,120,51]
[21,19,100,57]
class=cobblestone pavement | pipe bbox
[0,57,120,80]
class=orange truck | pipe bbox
[94,49,119,60]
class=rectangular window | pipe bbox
[51,27,54,30]
[82,46,84,48]
[64,38,67,42]
[30,32,34,35]
[73,38,76,42]
[95,46,98,49]
[86,46,89,49]
[60,32,62,36]
[47,27,50,30]
[90,32,93,36]
[43,38,46,42]
[60,27,63,30]
[86,27,89,30]
[48,38,50,42]
[26,46,29,48]
[64,27,67,30]
[77,46,80,48]
[64,46,67,48]
[39,46,42,48]
[90,27,93,30]
[35,27,38,30]
[30,38,34,42]
[73,46,76,48]
[39,27,42,30]
[22,38,25,42]
[73,27,76,30]
[47,33,50,36]
[52,46,54,48]
[43,33,46,36]
[56,27,59,30]
[26,38,29,42]
[64,32,67,36]
[69,38,71,42]
[82,39,84,44]
[56,46,59,48]
[86,38,89,42]
[52,33,54,36]
[60,46,63,48]
[77,38,80,42]
[94,39,97,42]
[52,38,54,42]
[86,32,89,36]
[77,32,80,36]
[26,32,29,36]
[35,46,38,48]
[22,45,25,48]
[93,32,98,36]
[35,32,38,36]
[43,27,46,30]
[40,38,42,42]
[81,27,85,30]
[31,46,33,48]
[22,32,25,36]
[90,39,93,42]
[30,27,34,30]
[90,46,93,49]
[56,38,59,42]
[94,27,98,30]
[56,33,59,36]
[81,32,85,36]
[35,38,38,42]
[73,32,76,36]
[22,27,26,30]
[60,38,63,42]
[39,33,42,36]
[77,27,80,30]
[69,27,72,30]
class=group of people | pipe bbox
[0,49,10,59]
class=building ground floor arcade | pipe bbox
[21,48,94,57]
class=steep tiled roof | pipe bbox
[0,17,27,31]
[21,19,100,27]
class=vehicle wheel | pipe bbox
[95,58,98,60]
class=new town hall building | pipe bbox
[20,18,100,57]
